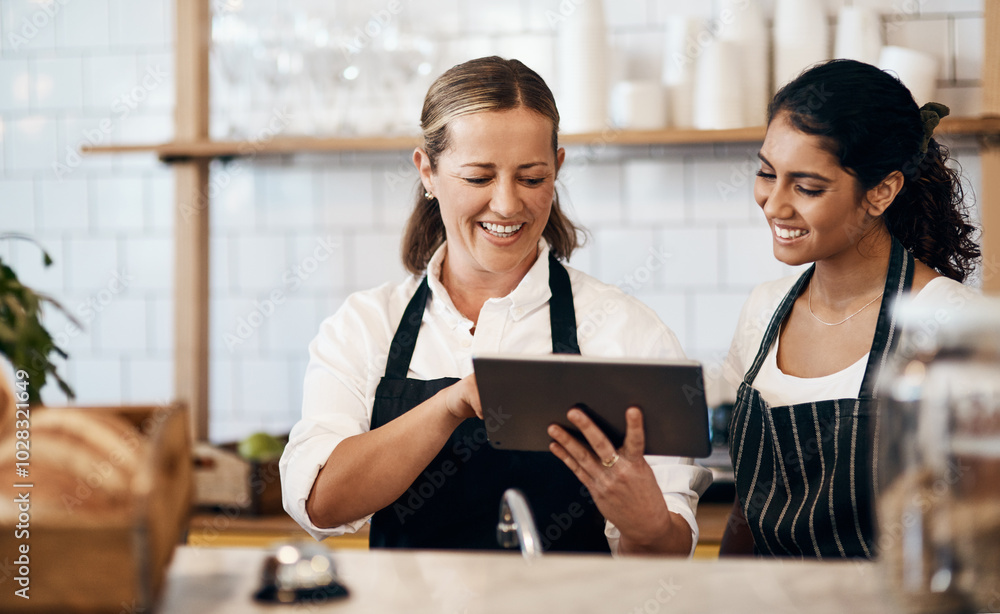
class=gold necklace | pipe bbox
[807,283,884,326]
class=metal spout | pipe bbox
[497,488,541,560]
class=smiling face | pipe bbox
[754,111,883,267]
[417,106,564,288]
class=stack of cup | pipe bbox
[879,46,939,106]
[773,0,830,91]
[834,6,883,65]
[557,0,608,133]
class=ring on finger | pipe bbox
[601,453,620,469]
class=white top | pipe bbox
[724,274,980,407]
[280,241,712,554]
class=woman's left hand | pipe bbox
[548,407,688,554]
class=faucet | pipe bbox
[497,488,542,560]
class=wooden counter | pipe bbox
[159,546,901,613]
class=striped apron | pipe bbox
[729,237,914,558]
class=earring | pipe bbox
[424,191,434,200]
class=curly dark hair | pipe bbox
[769,59,980,281]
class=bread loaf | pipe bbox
[0,408,146,526]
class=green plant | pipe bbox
[0,233,76,404]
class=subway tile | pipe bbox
[55,0,110,49]
[38,177,89,231]
[42,294,93,357]
[352,231,409,289]
[287,233,347,293]
[57,115,114,173]
[263,296,322,353]
[210,161,257,231]
[232,234,288,292]
[566,240,599,278]
[10,233,63,295]
[558,161,623,226]
[65,237,119,292]
[84,54,139,111]
[135,53,174,111]
[934,84,982,117]
[722,224,789,289]
[884,18,951,80]
[954,17,984,81]
[33,57,83,111]
[124,357,173,404]
[6,115,58,172]
[213,296,263,355]
[631,290,688,351]
[2,0,58,52]
[0,179,36,233]
[323,167,377,228]
[690,157,757,222]
[148,297,174,353]
[624,158,685,223]
[210,235,232,295]
[656,226,720,287]
[92,176,145,230]
[588,227,659,288]
[261,167,315,229]
[116,114,173,145]
[109,0,169,47]
[691,291,749,356]
[0,59,31,111]
[147,174,174,232]
[209,358,235,423]
[237,357,292,417]
[71,356,123,405]
[91,295,145,353]
[122,235,172,291]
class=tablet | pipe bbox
[472,354,712,458]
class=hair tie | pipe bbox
[918,102,950,154]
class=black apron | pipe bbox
[368,253,609,553]
[729,237,914,558]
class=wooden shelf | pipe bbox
[80,116,1000,162]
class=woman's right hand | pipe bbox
[442,373,482,421]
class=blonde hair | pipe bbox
[401,56,584,274]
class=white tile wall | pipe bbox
[1,0,988,442]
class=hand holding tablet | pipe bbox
[472,354,712,458]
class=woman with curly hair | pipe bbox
[721,59,980,558]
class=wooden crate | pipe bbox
[0,404,192,612]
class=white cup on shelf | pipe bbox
[610,81,667,130]
[879,46,939,106]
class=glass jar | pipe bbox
[877,294,1000,613]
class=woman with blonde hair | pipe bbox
[281,56,710,554]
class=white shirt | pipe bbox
[280,241,712,553]
[724,274,980,407]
